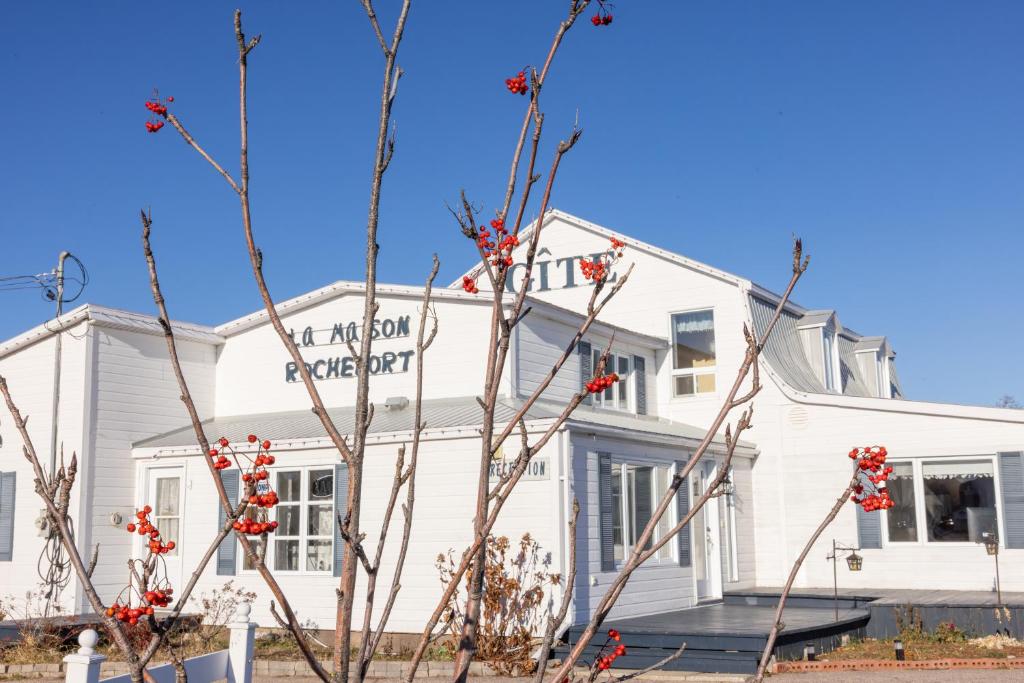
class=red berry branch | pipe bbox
[579,237,627,283]
[591,0,614,26]
[848,445,895,512]
[143,91,173,133]
[209,434,283,535]
[505,71,528,95]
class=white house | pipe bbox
[1,209,1021,636]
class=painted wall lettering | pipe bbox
[488,457,550,482]
[289,315,412,348]
[506,248,618,294]
[284,350,415,383]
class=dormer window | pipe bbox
[853,337,893,399]
[822,325,838,393]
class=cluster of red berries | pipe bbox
[591,12,613,26]
[125,506,176,555]
[234,516,279,535]
[848,446,895,512]
[594,629,627,671]
[478,217,519,269]
[579,236,627,283]
[461,276,479,294]
[586,373,619,394]
[505,71,528,95]
[105,602,155,625]
[579,257,607,282]
[209,446,233,470]
[144,95,172,133]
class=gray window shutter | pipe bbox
[635,467,653,550]
[217,469,239,575]
[598,452,614,571]
[633,356,647,415]
[0,472,16,562]
[675,462,691,567]
[333,463,349,577]
[579,341,593,406]
[856,503,882,549]
[998,451,1024,549]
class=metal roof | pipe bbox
[133,396,746,451]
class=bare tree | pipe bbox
[751,446,893,682]
[0,376,250,683]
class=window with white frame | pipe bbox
[671,310,716,396]
[610,461,675,563]
[884,459,999,544]
[591,350,632,411]
[243,468,334,572]
[822,326,838,392]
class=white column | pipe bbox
[63,629,105,683]
[227,603,256,683]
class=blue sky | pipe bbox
[1,2,1021,406]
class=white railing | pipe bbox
[63,605,256,683]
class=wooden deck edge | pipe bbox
[776,658,1024,672]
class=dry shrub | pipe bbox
[437,533,561,676]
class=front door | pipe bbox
[144,466,185,593]
[693,461,723,601]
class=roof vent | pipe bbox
[384,396,409,410]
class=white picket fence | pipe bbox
[63,605,256,683]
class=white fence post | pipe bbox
[63,629,106,683]
[227,603,256,683]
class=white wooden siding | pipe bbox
[570,433,696,623]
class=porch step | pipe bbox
[561,603,870,675]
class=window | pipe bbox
[923,460,997,542]
[885,462,918,542]
[671,310,716,396]
[610,462,674,563]
[822,328,837,392]
[591,350,632,411]
[883,459,999,544]
[153,477,181,556]
[243,468,334,573]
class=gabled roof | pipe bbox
[450,209,751,290]
[215,280,498,337]
[0,304,223,360]
[796,310,836,328]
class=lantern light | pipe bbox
[845,551,863,572]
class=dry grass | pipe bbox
[823,637,1024,661]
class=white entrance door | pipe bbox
[693,461,723,601]
[145,466,185,592]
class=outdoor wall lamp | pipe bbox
[826,540,863,622]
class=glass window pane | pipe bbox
[674,375,695,396]
[823,332,835,391]
[611,463,623,562]
[886,462,918,542]
[696,373,716,394]
[655,466,673,560]
[155,478,179,515]
[243,537,264,571]
[923,460,997,542]
[275,540,300,571]
[633,466,653,551]
[309,470,333,500]
[672,311,716,370]
[157,518,180,555]
[277,505,301,536]
[307,504,334,537]
[306,539,333,572]
[277,471,301,502]
[617,356,630,409]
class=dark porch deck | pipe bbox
[563,602,869,674]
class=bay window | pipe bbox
[610,461,675,563]
[243,468,334,573]
[883,459,999,545]
[671,310,716,396]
